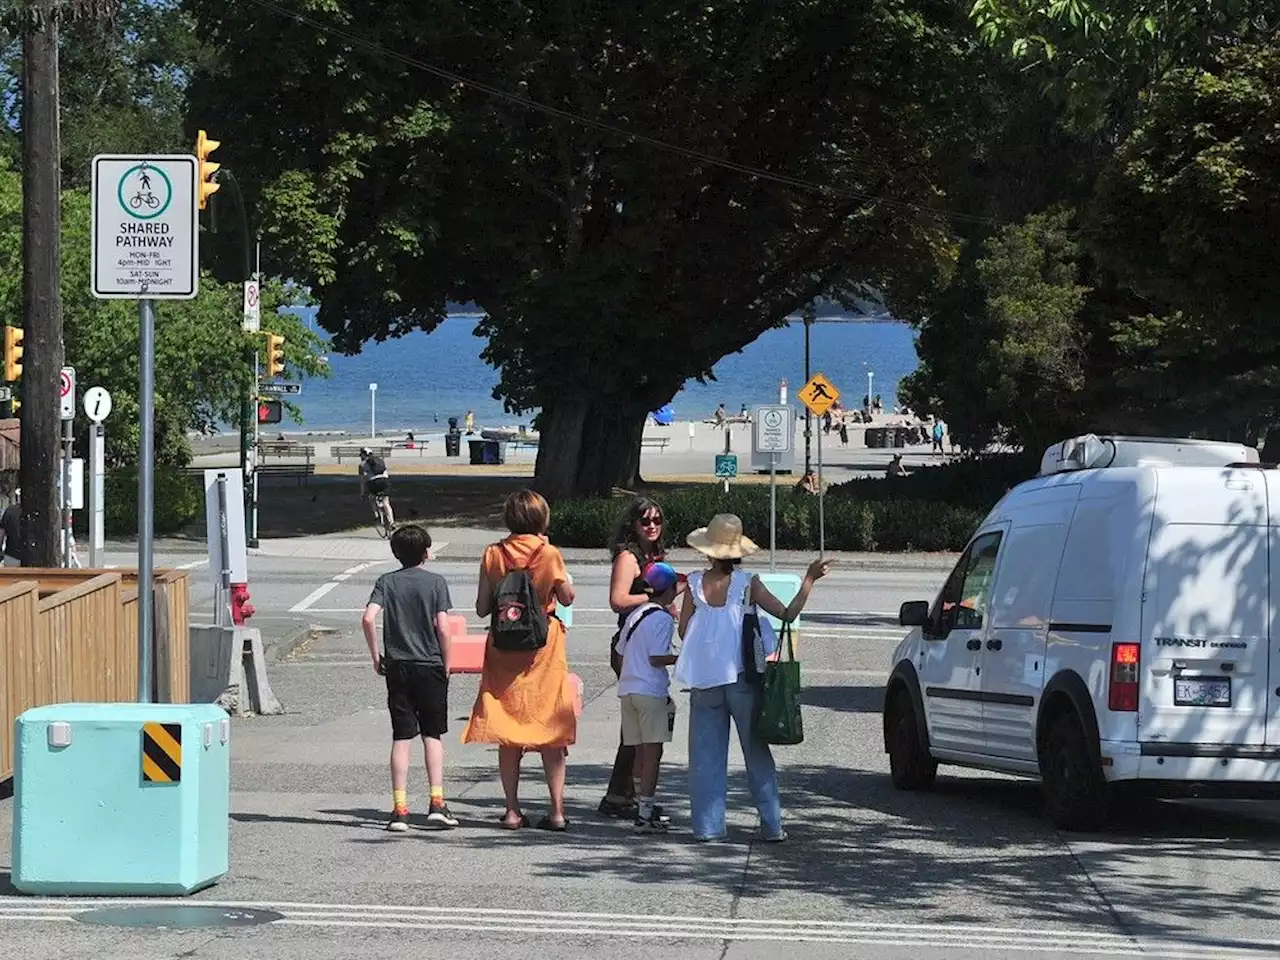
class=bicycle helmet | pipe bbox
[360,446,372,457]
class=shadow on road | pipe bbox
[803,684,884,714]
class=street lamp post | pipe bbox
[867,369,874,414]
[803,313,813,474]
[369,382,377,439]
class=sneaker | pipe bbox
[598,795,638,820]
[651,804,671,825]
[633,812,669,834]
[426,802,459,829]
[762,829,788,843]
[387,808,410,833]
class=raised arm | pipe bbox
[750,558,832,623]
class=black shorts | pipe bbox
[385,661,449,740]
[367,477,390,496]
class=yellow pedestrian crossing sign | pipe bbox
[799,373,840,418]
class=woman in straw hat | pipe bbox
[677,513,829,842]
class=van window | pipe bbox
[933,531,1003,634]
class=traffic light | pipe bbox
[3,326,23,381]
[257,400,282,424]
[265,333,285,378]
[196,129,221,210]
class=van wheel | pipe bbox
[1040,711,1108,832]
[886,690,937,790]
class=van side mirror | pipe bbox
[899,600,930,628]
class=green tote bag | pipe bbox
[755,621,804,745]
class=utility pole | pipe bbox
[802,306,814,475]
[19,0,66,567]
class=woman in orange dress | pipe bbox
[464,489,577,831]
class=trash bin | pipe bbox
[468,439,485,465]
[445,431,461,457]
[892,428,906,449]
[483,440,506,465]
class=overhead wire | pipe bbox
[237,0,1000,227]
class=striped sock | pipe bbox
[393,788,407,812]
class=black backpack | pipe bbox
[490,542,550,652]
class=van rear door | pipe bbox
[1139,468,1270,748]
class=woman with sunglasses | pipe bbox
[598,496,680,820]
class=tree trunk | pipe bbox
[534,398,649,501]
[533,399,590,503]
[19,0,65,567]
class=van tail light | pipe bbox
[1109,642,1140,712]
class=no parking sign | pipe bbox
[59,366,76,420]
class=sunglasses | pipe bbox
[638,516,664,527]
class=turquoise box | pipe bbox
[11,702,231,895]
[756,573,803,632]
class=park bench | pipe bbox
[390,440,430,457]
[334,444,392,464]
[258,441,316,463]
[255,462,315,485]
[641,437,670,453]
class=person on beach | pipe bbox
[464,489,577,832]
[677,514,830,842]
[464,410,475,434]
[361,524,459,833]
[599,497,679,821]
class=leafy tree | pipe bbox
[0,159,327,468]
[187,0,981,498]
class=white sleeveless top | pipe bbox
[674,569,751,689]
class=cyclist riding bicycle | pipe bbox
[359,447,395,528]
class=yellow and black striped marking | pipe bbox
[142,722,182,783]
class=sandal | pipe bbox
[498,813,531,830]
[536,815,569,832]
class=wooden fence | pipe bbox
[0,568,191,781]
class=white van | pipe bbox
[883,434,1280,830]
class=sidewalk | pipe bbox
[111,526,959,569]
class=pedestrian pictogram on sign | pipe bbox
[798,373,840,418]
[59,366,76,420]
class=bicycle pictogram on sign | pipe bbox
[117,163,173,221]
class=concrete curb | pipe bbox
[266,621,327,663]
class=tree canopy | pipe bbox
[187,0,982,497]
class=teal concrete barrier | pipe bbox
[12,702,231,895]
[755,573,803,632]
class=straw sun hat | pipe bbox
[686,513,759,560]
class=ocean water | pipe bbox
[283,308,919,432]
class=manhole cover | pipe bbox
[75,905,283,929]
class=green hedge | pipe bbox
[827,451,1039,510]
[105,468,203,536]
[550,486,986,553]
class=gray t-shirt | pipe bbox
[369,566,453,665]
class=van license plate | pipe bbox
[1174,678,1232,707]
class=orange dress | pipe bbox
[462,534,578,749]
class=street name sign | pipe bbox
[91,155,199,300]
[59,366,76,419]
[798,373,840,418]
[715,454,739,479]
[84,386,113,422]
[753,405,793,454]
[258,382,302,395]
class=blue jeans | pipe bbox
[688,673,782,839]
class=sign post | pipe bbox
[84,386,112,569]
[798,373,841,554]
[92,153,199,702]
[59,366,76,567]
[753,405,794,571]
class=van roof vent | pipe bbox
[1039,434,1260,475]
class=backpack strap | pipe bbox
[617,604,664,656]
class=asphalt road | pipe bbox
[5,549,1280,959]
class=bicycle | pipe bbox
[129,192,160,210]
[366,491,394,539]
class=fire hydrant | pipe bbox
[231,583,256,625]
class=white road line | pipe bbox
[0,901,1268,959]
[289,560,391,613]
[175,558,208,570]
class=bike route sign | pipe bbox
[91,154,199,300]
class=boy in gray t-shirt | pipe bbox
[362,524,457,833]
